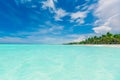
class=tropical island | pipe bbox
[66,32,120,45]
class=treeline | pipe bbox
[67,32,120,44]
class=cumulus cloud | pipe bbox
[93,25,111,34]
[42,0,68,21]
[41,0,95,23]
[71,11,87,20]
[42,0,56,11]
[54,8,68,21]
[70,11,87,24]
[93,0,120,34]
[70,3,96,25]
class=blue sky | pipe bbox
[0,0,120,44]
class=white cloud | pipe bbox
[67,33,96,42]
[76,19,85,24]
[34,36,73,44]
[72,2,96,25]
[42,0,68,21]
[16,21,64,35]
[42,0,56,11]
[70,11,87,24]
[93,0,120,33]
[87,4,96,11]
[31,5,37,8]
[75,6,81,10]
[93,25,111,34]
[0,32,98,44]
[44,21,64,33]
[49,26,64,31]
[75,0,90,10]
[0,36,64,44]
[37,25,64,34]
[41,0,95,23]
[54,8,68,21]
[73,35,86,42]
[71,11,87,20]
[0,37,27,43]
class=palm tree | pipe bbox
[67,32,120,44]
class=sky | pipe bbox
[0,0,120,44]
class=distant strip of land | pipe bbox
[65,32,120,45]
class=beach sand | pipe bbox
[83,44,120,47]
[69,44,120,48]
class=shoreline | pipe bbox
[70,44,120,47]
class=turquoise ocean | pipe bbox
[0,44,120,80]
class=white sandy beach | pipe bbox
[70,44,120,48]
[83,44,120,47]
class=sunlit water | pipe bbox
[0,44,120,80]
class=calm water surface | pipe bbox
[0,44,120,80]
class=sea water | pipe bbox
[0,44,120,80]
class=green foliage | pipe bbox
[67,32,120,44]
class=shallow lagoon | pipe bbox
[0,44,120,80]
